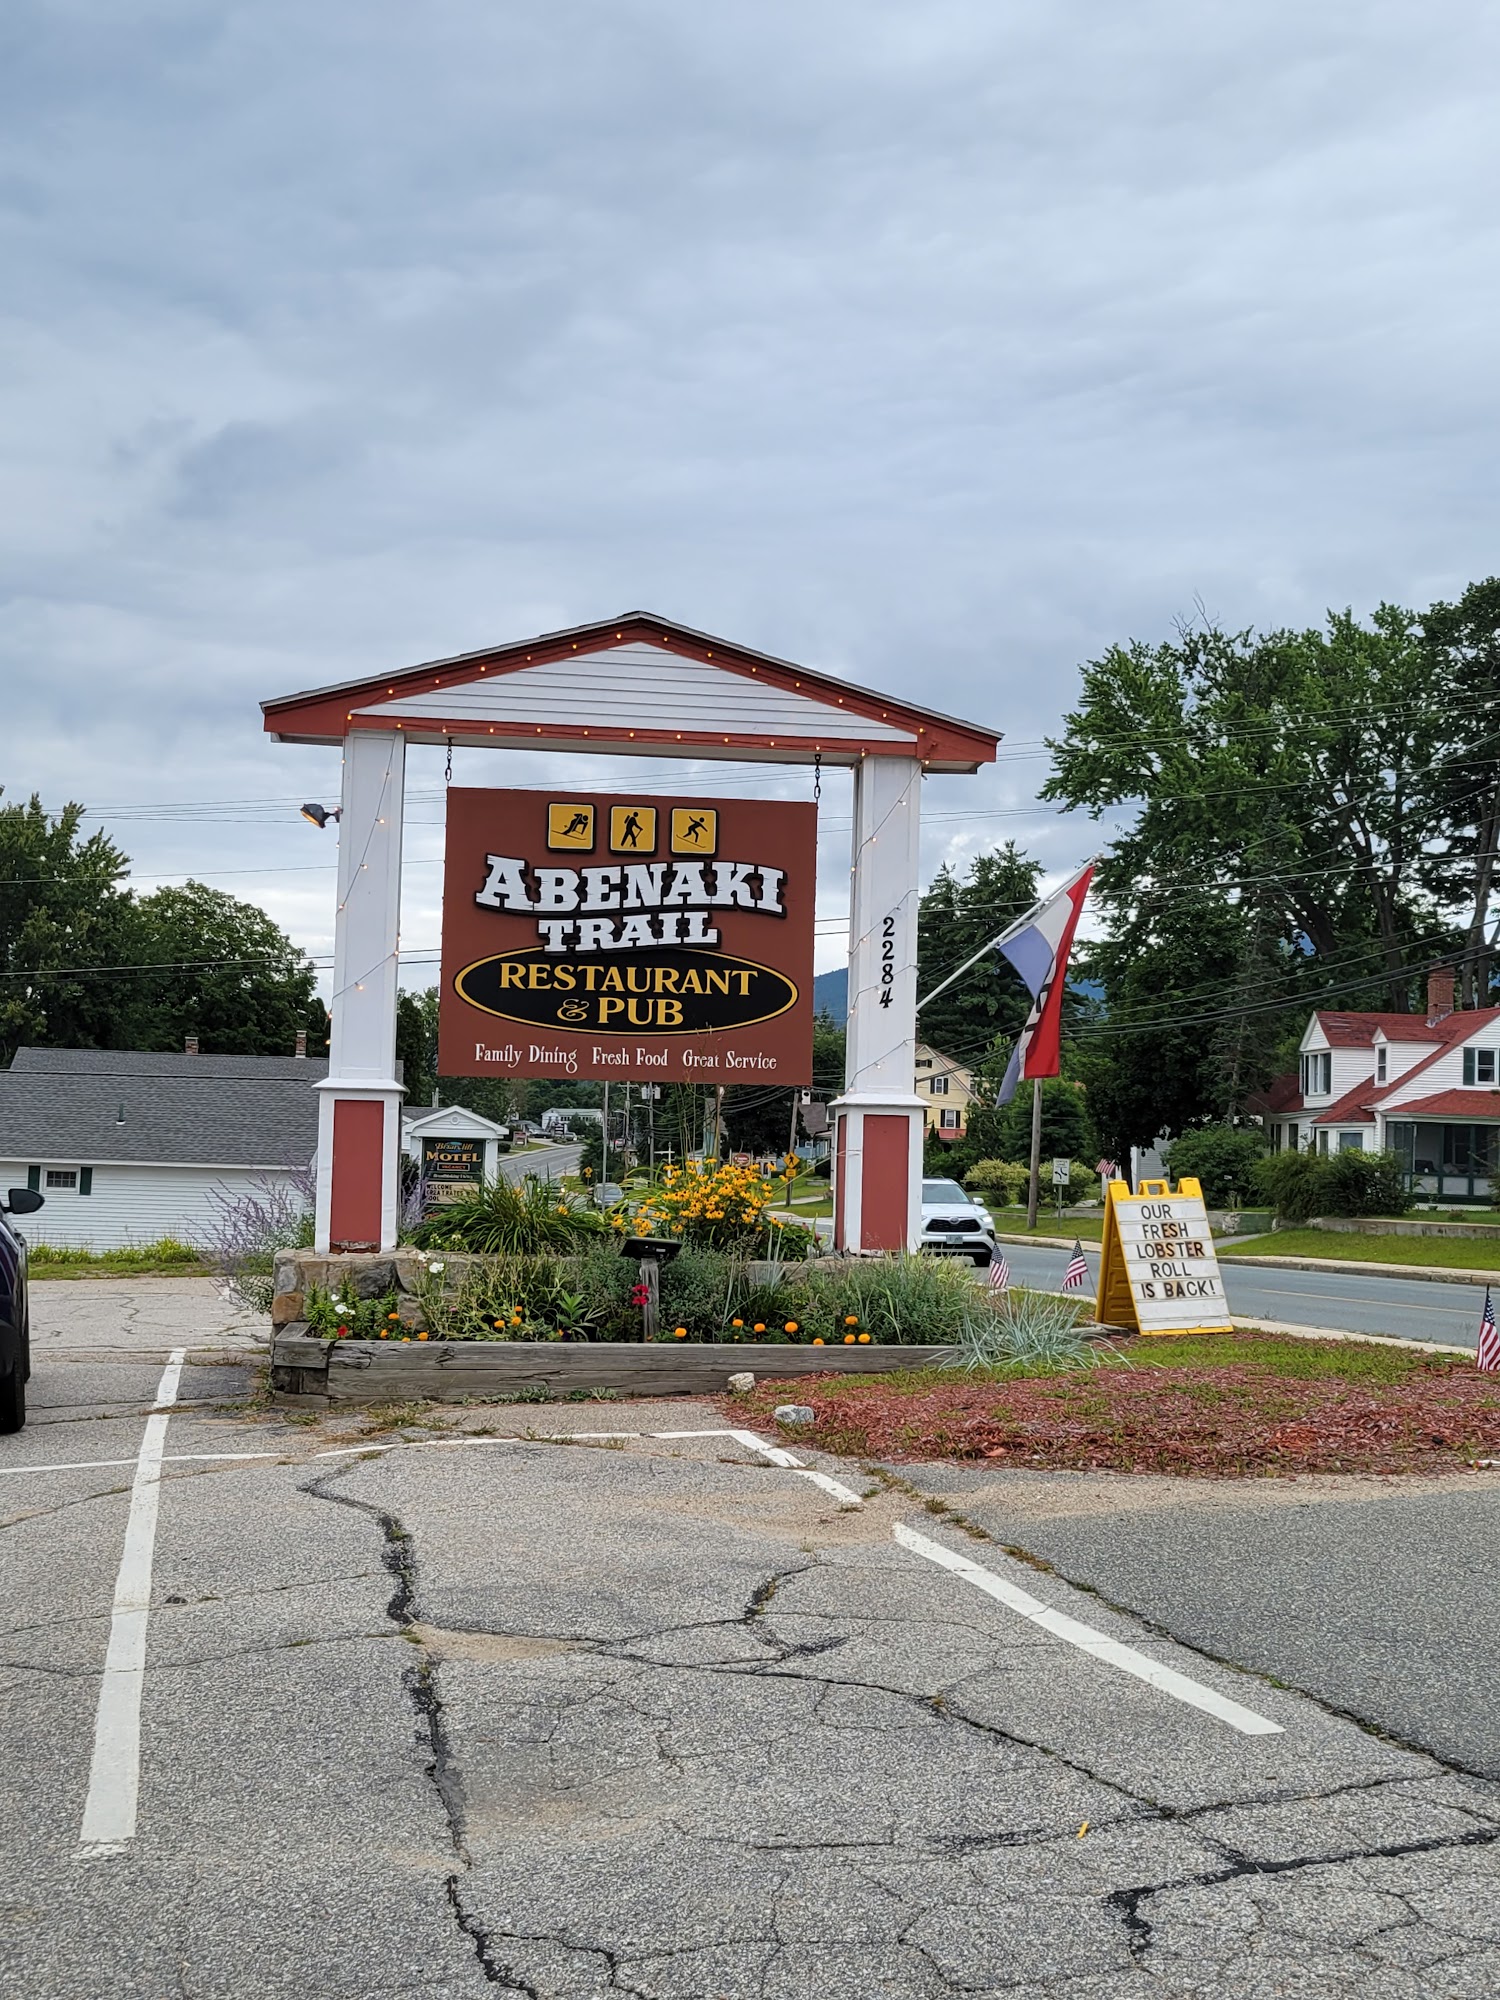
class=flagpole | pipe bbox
[1026,1077,1043,1231]
[914,857,1101,1017]
[914,895,1049,1016]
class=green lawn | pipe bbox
[28,1239,209,1279]
[1221,1228,1500,1271]
[991,1212,1105,1242]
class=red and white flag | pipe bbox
[1062,1240,1089,1292]
[988,1251,1011,1292]
[1478,1288,1500,1372]
[996,863,1094,1104]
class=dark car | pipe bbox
[0,1186,45,1433]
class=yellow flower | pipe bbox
[844,1315,858,1326]
[784,1321,798,1333]
[753,1323,766,1333]
[812,1337,824,1346]
[843,1333,856,1344]
[731,1318,743,1328]
[418,1331,430,1342]
[858,1332,871,1344]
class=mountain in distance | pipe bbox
[812,967,848,1022]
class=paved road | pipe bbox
[499,1140,583,1184]
[6,1299,1500,1996]
[1000,1239,1491,1348]
[904,1463,1500,1783]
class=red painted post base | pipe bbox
[831,1098,924,1254]
[328,1098,385,1252]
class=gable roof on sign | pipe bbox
[261,611,1001,773]
[0,1048,326,1168]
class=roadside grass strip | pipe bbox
[894,1522,1282,1737]
[76,1348,186,1861]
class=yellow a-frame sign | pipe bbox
[1095,1176,1233,1337]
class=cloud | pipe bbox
[2,0,1496,981]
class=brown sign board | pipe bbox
[438,787,816,1084]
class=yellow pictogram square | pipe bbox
[609,804,657,854]
[671,807,717,856]
[547,803,595,851]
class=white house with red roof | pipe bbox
[1251,971,1500,1202]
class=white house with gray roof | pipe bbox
[0,1048,324,1250]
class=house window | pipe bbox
[1337,1131,1364,1153]
[915,1057,932,1070]
[1316,1129,1330,1155]
[1301,1052,1332,1095]
[1376,1046,1387,1083]
[1462,1048,1498,1086]
[939,1109,962,1131]
[45,1168,78,1190]
[928,1075,949,1096]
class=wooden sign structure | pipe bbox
[1095,1177,1233,1337]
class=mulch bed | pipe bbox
[733,1359,1500,1477]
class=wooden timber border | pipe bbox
[271,1334,952,1407]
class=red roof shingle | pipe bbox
[1385,1089,1500,1120]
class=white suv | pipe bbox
[919,1178,997,1268]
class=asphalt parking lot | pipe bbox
[5,1299,1500,1997]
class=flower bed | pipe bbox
[731,1335,1500,1477]
[280,1244,1001,1348]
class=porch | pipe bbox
[1388,1120,1499,1204]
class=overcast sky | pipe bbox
[5,0,1497,983]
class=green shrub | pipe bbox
[1254,1148,1411,1222]
[410,1175,608,1254]
[940,1290,1103,1372]
[962,1160,1031,1205]
[1162,1125,1267,1208]
[1318,1148,1411,1217]
[659,1249,735,1333]
[1253,1150,1325,1222]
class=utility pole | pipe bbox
[1025,1078,1043,1231]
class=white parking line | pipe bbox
[0,1450,283,1478]
[4,1426,867,1507]
[668,1426,865,1506]
[893,1523,1282,1737]
[76,1349,187,1860]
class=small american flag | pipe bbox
[1062,1240,1089,1292]
[988,1251,1011,1291]
[1478,1288,1500,1373]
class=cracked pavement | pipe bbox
[4,1287,1500,1997]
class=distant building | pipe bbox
[1248,970,1500,1203]
[914,1042,977,1143]
[0,1046,323,1250]
[541,1107,602,1137]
